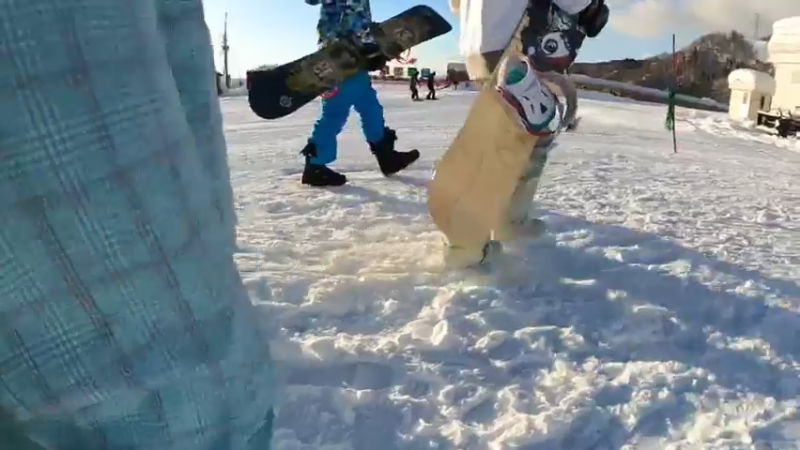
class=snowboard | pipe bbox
[426,16,578,268]
[247,5,452,120]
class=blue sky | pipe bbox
[204,0,704,76]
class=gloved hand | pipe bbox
[362,44,389,72]
[359,41,388,72]
[577,0,609,38]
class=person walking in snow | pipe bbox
[426,71,437,100]
[449,0,608,234]
[301,0,420,187]
[410,69,421,100]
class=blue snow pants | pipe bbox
[310,71,386,165]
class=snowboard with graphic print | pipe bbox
[247,5,451,120]
[427,0,581,268]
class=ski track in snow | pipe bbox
[221,86,800,450]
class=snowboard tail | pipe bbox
[247,5,452,120]
[427,11,576,268]
[428,87,542,251]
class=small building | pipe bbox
[446,61,469,83]
[767,16,800,115]
[727,69,775,121]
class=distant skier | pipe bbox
[426,72,437,100]
[445,71,457,90]
[449,0,608,231]
[301,0,420,187]
[410,70,421,100]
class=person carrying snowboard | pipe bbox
[449,0,608,236]
[410,69,421,100]
[426,72,437,100]
[301,0,420,187]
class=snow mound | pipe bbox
[680,108,800,152]
[224,87,800,450]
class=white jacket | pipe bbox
[449,0,591,56]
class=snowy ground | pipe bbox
[221,86,800,450]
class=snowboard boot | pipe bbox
[369,127,420,176]
[300,141,347,187]
[496,57,565,136]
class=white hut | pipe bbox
[727,69,775,121]
[767,16,800,115]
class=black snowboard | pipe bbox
[247,5,452,120]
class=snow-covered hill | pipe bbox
[221,86,800,450]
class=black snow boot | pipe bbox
[300,141,346,187]
[369,127,419,176]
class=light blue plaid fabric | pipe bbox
[0,1,275,449]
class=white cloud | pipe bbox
[608,0,800,38]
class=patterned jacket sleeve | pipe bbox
[314,0,374,44]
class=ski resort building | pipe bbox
[727,69,775,121]
[446,62,468,83]
[767,16,800,115]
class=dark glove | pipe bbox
[359,42,388,72]
[577,0,609,38]
[366,55,389,72]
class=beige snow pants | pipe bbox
[466,45,578,223]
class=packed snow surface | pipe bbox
[221,86,800,450]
